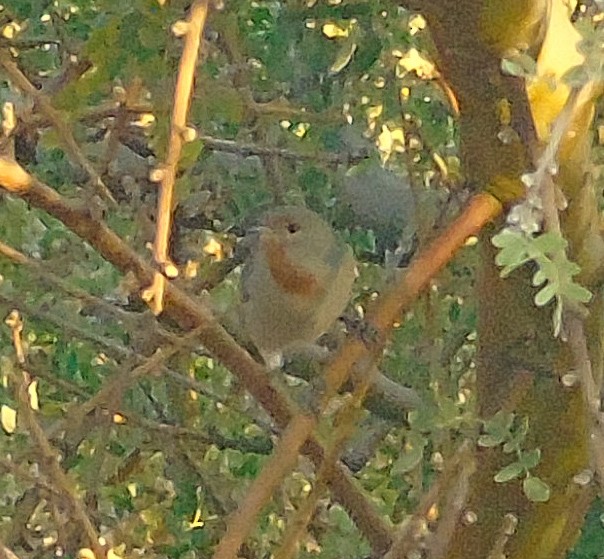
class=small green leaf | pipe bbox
[523,476,551,502]
[532,232,567,254]
[349,228,377,254]
[532,268,547,287]
[534,283,557,307]
[564,281,592,304]
[563,65,591,88]
[391,433,426,475]
[478,434,504,448]
[179,139,205,172]
[493,231,532,275]
[330,40,357,74]
[494,462,524,483]
[484,410,515,438]
[491,233,505,249]
[436,397,462,427]
[502,54,537,77]
[519,448,541,470]
[503,416,529,453]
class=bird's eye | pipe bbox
[287,222,300,234]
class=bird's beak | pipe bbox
[247,225,271,238]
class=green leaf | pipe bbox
[484,410,515,439]
[494,462,524,483]
[392,433,426,475]
[532,268,547,287]
[478,434,504,448]
[532,232,567,254]
[519,448,541,470]
[563,65,591,88]
[492,229,520,248]
[330,40,358,74]
[349,228,377,255]
[564,281,592,304]
[534,283,557,307]
[503,416,529,453]
[523,476,551,502]
[501,53,537,78]
[493,234,532,276]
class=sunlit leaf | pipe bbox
[1,405,16,434]
[523,476,551,502]
[330,40,357,74]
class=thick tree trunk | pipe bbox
[415,1,600,557]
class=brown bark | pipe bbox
[415,1,598,557]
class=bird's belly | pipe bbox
[243,291,320,354]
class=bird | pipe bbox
[338,162,417,267]
[240,206,357,369]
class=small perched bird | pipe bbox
[238,205,423,412]
[241,206,357,368]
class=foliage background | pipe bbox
[0,0,603,558]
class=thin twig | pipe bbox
[0,542,22,559]
[213,415,315,559]
[0,455,61,496]
[0,238,224,401]
[123,412,272,454]
[29,105,371,165]
[0,38,61,48]
[5,311,105,559]
[566,316,604,487]
[0,158,502,555]
[46,325,207,440]
[0,291,224,444]
[0,291,138,358]
[98,81,144,177]
[0,287,225,407]
[426,448,475,559]
[385,441,473,559]
[0,49,115,204]
[0,240,133,321]
[150,0,209,314]
[274,361,381,559]
[485,513,519,559]
[198,134,371,164]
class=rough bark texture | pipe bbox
[417,1,597,557]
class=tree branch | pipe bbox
[0,50,115,204]
[5,311,105,559]
[0,157,503,555]
[0,157,395,554]
[150,0,210,314]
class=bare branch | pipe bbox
[5,311,105,559]
[0,159,502,555]
[0,543,23,559]
[150,0,210,314]
[213,415,315,559]
[0,50,115,204]
[528,82,604,491]
[55,326,206,436]
[273,363,381,559]
[426,448,475,559]
[198,134,371,164]
[385,441,473,559]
